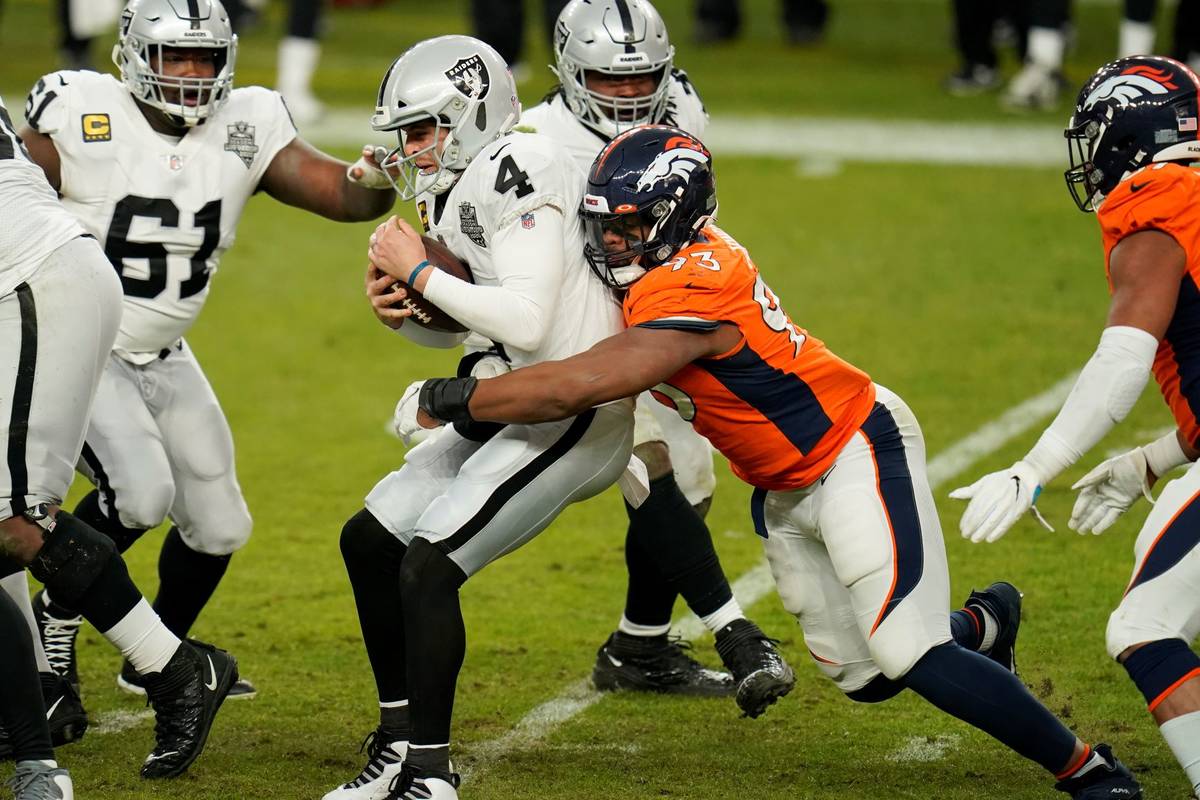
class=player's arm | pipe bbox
[419,323,740,426]
[952,228,1187,542]
[259,137,393,222]
[16,125,62,191]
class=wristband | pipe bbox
[419,377,478,425]
[408,259,431,286]
[1143,430,1191,479]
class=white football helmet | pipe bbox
[553,0,674,139]
[112,0,237,128]
[373,36,520,200]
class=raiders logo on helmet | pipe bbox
[444,55,491,100]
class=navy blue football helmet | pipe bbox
[581,124,717,289]
[1065,56,1200,211]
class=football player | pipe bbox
[952,55,1200,798]
[15,0,394,705]
[330,35,636,800]
[409,125,1143,799]
[0,93,237,783]
[518,0,793,701]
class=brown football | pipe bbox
[395,236,473,333]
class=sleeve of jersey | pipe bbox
[668,71,709,139]
[249,88,299,182]
[23,72,72,135]
[1098,167,1192,245]
[482,137,583,231]
[626,272,726,333]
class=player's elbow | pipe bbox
[504,322,548,353]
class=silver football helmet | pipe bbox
[112,0,237,128]
[372,36,521,200]
[553,0,674,139]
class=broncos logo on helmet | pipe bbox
[1083,66,1178,111]
[635,145,709,193]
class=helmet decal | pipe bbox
[634,147,707,193]
[444,55,490,100]
[1084,69,1177,111]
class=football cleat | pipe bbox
[6,761,73,800]
[323,728,408,800]
[1002,64,1065,112]
[592,632,734,697]
[385,764,460,800]
[0,674,88,759]
[118,658,258,700]
[140,640,237,779]
[964,581,1022,674]
[714,619,795,718]
[1054,744,1142,799]
[32,590,82,694]
[943,64,1001,96]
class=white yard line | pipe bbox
[463,373,1077,778]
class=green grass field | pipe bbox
[3,0,1198,798]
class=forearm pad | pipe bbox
[419,377,478,426]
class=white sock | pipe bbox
[101,598,181,675]
[1119,20,1156,57]
[617,616,671,637]
[0,572,52,673]
[17,759,58,769]
[700,598,745,634]
[277,36,320,97]
[1027,26,1066,70]
[974,606,999,652]
[1161,711,1200,794]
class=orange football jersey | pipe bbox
[623,225,876,490]
[1098,163,1200,447]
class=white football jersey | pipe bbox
[519,70,708,173]
[25,71,297,362]
[0,94,87,297]
[416,132,622,369]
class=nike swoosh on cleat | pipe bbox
[45,697,63,720]
[205,655,218,692]
[145,751,180,761]
[606,653,623,668]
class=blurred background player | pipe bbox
[18,0,392,708]
[693,0,830,46]
[415,124,1144,800]
[0,92,238,782]
[522,0,795,703]
[952,55,1200,799]
[470,0,569,80]
[277,0,325,125]
[1001,0,1068,110]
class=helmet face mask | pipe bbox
[553,0,674,139]
[372,37,521,201]
[582,125,716,290]
[1063,56,1200,212]
[113,0,237,129]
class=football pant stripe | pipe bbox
[5,283,37,517]
[1125,486,1200,596]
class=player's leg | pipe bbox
[1119,0,1157,56]
[1106,462,1200,797]
[694,0,742,43]
[945,0,1002,95]
[1,238,235,779]
[37,354,172,690]
[1003,0,1068,110]
[821,389,1139,795]
[393,406,632,798]
[277,0,324,124]
[325,428,480,800]
[595,399,736,697]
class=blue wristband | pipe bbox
[408,259,431,285]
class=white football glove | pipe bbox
[1069,447,1153,535]
[391,380,434,446]
[949,460,1051,543]
[468,353,510,380]
[347,145,392,190]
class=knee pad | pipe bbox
[115,480,174,531]
[176,505,252,557]
[632,441,672,481]
[1121,638,1200,711]
[341,508,405,572]
[398,538,467,600]
[28,511,118,608]
[846,673,906,704]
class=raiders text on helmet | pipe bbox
[372,36,521,200]
[112,0,237,128]
[553,0,674,139]
[1064,56,1200,211]
[581,125,717,288]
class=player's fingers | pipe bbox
[1075,502,1108,535]
[396,217,418,237]
[1070,464,1111,491]
[948,486,974,501]
[1091,508,1121,535]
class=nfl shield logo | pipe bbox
[520,213,535,230]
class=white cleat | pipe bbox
[386,765,460,800]
[323,731,407,800]
[1001,64,1064,112]
[7,761,74,800]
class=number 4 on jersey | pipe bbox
[494,154,534,199]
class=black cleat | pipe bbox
[0,674,88,759]
[592,632,734,697]
[140,640,237,779]
[118,658,257,700]
[32,590,82,694]
[1054,744,1142,799]
[965,581,1022,674]
[714,619,795,718]
[385,763,460,800]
